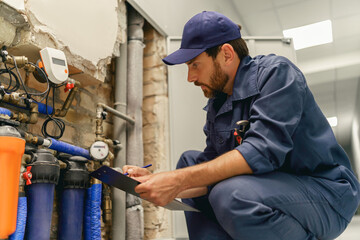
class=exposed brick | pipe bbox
[143,54,164,69]
[63,108,90,124]
[58,86,78,106]
[59,125,76,143]
[143,66,167,84]
[143,80,167,97]
[79,90,97,111]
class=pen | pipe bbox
[124,164,152,176]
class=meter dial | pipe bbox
[90,141,109,161]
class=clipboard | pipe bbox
[90,165,199,212]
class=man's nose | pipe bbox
[187,69,196,83]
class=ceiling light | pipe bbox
[283,20,333,50]
[327,116,338,127]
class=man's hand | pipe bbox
[134,171,185,206]
[122,165,152,177]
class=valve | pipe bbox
[64,80,75,93]
[22,166,33,185]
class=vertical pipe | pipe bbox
[84,187,92,240]
[112,43,127,239]
[90,183,102,240]
[9,195,27,240]
[126,7,144,240]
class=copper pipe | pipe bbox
[55,80,80,117]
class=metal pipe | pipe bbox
[126,7,144,239]
[97,103,135,125]
[112,43,128,240]
[0,94,39,124]
[55,80,80,117]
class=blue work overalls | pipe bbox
[177,55,360,240]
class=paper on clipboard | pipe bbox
[90,165,199,212]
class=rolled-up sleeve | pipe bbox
[237,61,305,174]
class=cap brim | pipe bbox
[162,48,206,65]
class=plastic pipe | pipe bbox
[9,195,27,240]
[58,189,86,240]
[83,183,102,240]
[36,102,53,115]
[48,138,90,159]
[25,183,55,240]
[84,187,92,240]
[0,107,12,117]
[90,183,102,240]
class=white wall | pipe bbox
[128,0,248,36]
[26,0,120,64]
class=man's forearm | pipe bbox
[177,149,253,192]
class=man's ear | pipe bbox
[221,44,235,65]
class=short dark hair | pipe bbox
[205,25,249,60]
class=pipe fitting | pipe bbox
[5,55,28,68]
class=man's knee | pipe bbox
[208,176,270,230]
[176,150,201,169]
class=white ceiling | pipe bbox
[231,0,360,148]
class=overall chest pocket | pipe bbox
[209,129,236,155]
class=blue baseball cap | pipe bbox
[162,11,241,65]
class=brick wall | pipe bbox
[0,11,172,240]
[0,66,114,239]
[142,21,172,239]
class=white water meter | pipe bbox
[39,47,69,84]
[90,141,109,161]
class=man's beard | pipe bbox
[201,60,229,98]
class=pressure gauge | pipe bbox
[90,141,109,161]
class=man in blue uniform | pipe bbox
[123,11,360,239]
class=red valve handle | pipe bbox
[22,166,33,185]
[64,82,75,92]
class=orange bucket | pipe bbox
[0,135,25,239]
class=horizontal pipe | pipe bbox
[36,102,53,115]
[0,107,12,117]
[97,103,135,125]
[48,138,90,159]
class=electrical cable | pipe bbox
[41,85,65,139]
[0,63,20,93]
[11,56,50,102]
[1,53,67,139]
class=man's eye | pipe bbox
[192,63,198,68]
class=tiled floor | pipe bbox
[336,216,360,240]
